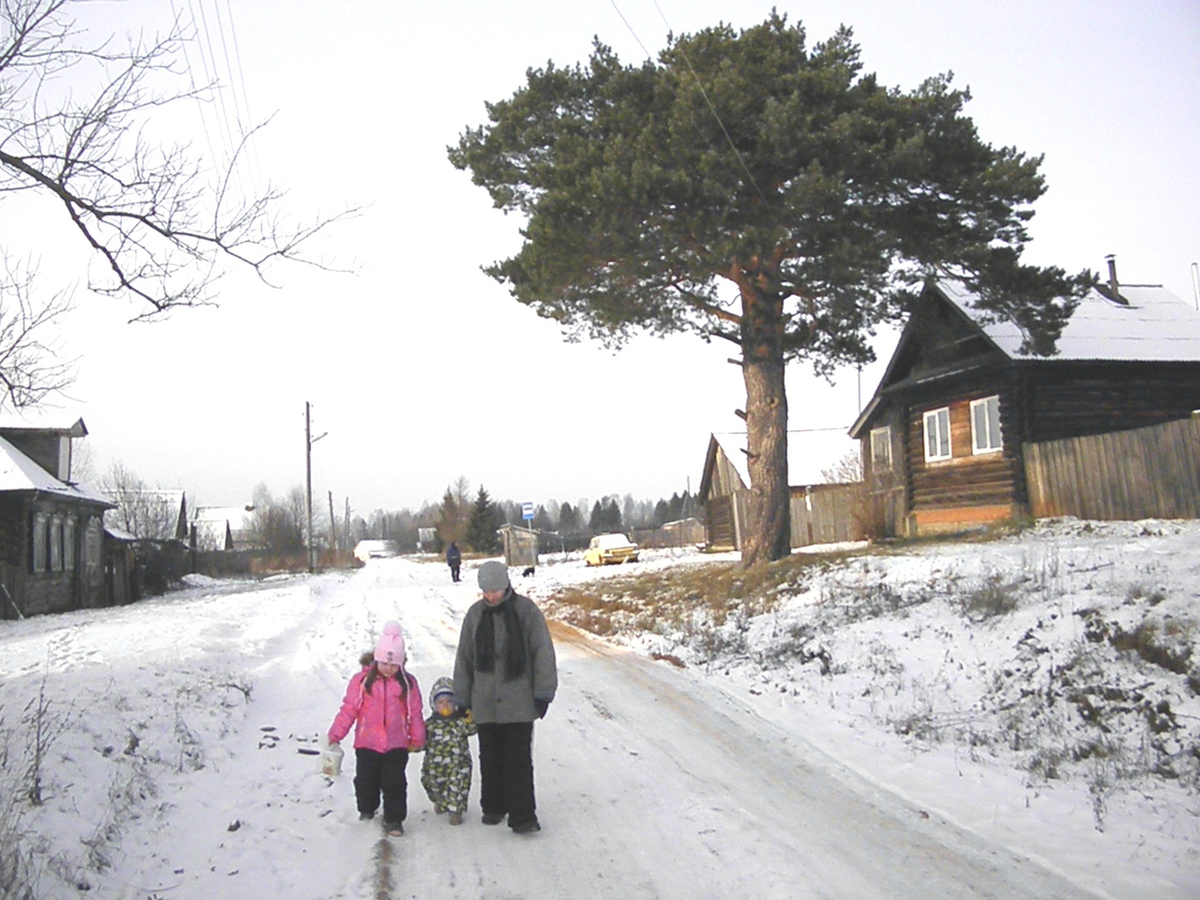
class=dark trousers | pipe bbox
[477,722,536,828]
[449,562,461,582]
[355,747,409,823]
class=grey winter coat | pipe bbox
[453,588,557,724]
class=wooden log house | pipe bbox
[0,417,118,618]
[849,264,1200,537]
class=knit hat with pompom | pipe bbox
[374,621,406,665]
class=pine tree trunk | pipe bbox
[739,283,791,567]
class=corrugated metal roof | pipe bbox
[938,279,1200,361]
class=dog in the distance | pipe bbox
[522,566,535,577]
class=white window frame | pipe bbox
[923,407,952,462]
[970,395,1003,454]
[870,426,893,471]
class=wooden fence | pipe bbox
[1024,417,1200,520]
[790,482,866,547]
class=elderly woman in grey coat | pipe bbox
[453,560,557,834]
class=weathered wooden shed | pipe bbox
[499,524,538,568]
[698,432,864,551]
[0,417,118,618]
[849,270,1200,537]
[698,435,747,550]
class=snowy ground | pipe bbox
[0,518,1196,899]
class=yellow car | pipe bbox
[584,533,640,566]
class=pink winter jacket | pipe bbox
[328,666,426,753]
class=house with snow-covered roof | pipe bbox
[849,262,1200,537]
[0,416,118,617]
[190,504,257,551]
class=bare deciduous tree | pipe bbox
[0,255,74,407]
[0,0,356,402]
[101,461,184,540]
[247,483,309,556]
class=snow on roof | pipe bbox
[938,279,1200,361]
[192,505,254,526]
[0,434,111,504]
[190,505,256,549]
[105,524,137,541]
[105,488,185,505]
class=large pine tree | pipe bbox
[450,12,1090,566]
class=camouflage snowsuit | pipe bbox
[420,678,476,813]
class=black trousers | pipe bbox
[476,721,536,828]
[355,747,409,823]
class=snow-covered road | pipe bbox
[1,555,1110,899]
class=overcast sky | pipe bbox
[13,0,1200,517]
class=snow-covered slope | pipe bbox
[0,519,1195,899]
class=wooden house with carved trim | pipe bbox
[849,265,1200,537]
[0,416,117,618]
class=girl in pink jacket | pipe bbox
[328,621,425,835]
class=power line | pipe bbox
[211,0,247,130]
[214,0,263,191]
[222,0,263,187]
[186,0,234,162]
[649,0,767,207]
[187,0,250,199]
[172,0,222,173]
[607,0,768,208]
[607,0,651,57]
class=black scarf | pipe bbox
[475,591,527,681]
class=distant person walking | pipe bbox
[446,541,462,583]
[454,561,557,834]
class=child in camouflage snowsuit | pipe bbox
[420,676,476,825]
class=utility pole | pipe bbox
[328,490,337,554]
[305,401,328,573]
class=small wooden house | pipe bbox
[698,431,864,551]
[698,435,747,549]
[0,417,117,618]
[849,270,1200,537]
[190,505,256,551]
[500,524,538,568]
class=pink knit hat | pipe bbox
[374,621,406,665]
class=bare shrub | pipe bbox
[22,678,70,807]
[0,719,35,900]
[959,574,1021,621]
[1111,618,1193,675]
